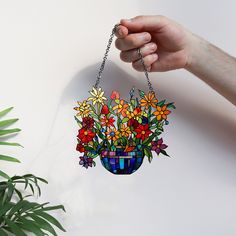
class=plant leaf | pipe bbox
[0,107,13,118]
[0,118,18,128]
[4,218,27,236]
[0,229,8,236]
[0,141,22,147]
[16,219,45,236]
[33,211,66,232]
[0,128,21,137]
[0,170,10,179]
[27,214,57,236]
[0,154,20,163]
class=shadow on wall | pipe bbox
[61,61,236,157]
[36,60,236,176]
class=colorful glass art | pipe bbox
[74,88,175,174]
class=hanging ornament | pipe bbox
[74,24,176,175]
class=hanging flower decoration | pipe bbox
[74,87,176,173]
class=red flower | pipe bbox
[76,142,85,153]
[101,104,109,115]
[110,91,120,100]
[77,128,95,143]
[82,117,94,129]
[135,124,151,141]
[100,115,115,127]
[127,117,139,129]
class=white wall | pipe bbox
[1,0,236,235]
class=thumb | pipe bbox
[120,15,168,32]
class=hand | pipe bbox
[115,15,193,72]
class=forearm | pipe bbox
[185,33,236,105]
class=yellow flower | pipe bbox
[140,92,158,109]
[153,105,171,120]
[74,100,91,117]
[105,127,120,141]
[120,124,131,137]
[112,99,129,117]
[88,87,107,105]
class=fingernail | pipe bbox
[140,32,150,41]
[152,54,158,60]
[118,28,123,35]
[149,43,156,50]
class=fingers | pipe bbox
[115,25,128,38]
[120,42,157,62]
[132,53,158,72]
[120,15,169,32]
[115,32,151,51]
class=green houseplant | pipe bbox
[0,107,66,235]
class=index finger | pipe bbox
[115,25,129,38]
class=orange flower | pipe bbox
[140,92,158,109]
[105,127,120,141]
[126,107,142,120]
[112,99,128,117]
[153,105,171,120]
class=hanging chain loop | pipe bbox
[94,24,154,93]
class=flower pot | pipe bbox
[100,147,144,175]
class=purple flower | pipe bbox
[79,155,94,169]
[151,138,168,155]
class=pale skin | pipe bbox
[115,15,236,106]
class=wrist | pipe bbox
[184,32,209,72]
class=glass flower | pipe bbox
[140,92,158,109]
[105,127,120,141]
[151,138,168,155]
[74,100,91,117]
[100,115,115,127]
[153,105,171,120]
[120,124,131,137]
[88,87,107,105]
[77,128,95,143]
[134,124,151,141]
[112,99,129,117]
[79,155,94,169]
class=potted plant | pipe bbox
[74,87,175,175]
[0,107,66,235]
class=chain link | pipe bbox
[94,24,155,94]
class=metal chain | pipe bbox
[137,48,154,93]
[94,24,154,93]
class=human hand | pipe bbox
[115,15,193,72]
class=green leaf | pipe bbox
[16,219,45,236]
[157,100,166,107]
[0,202,15,217]
[4,218,27,236]
[144,148,153,163]
[0,107,13,118]
[33,211,66,232]
[0,154,20,163]
[0,229,8,236]
[0,128,21,137]
[90,105,97,114]
[7,200,28,217]
[167,102,176,109]
[138,89,145,98]
[0,118,18,128]
[0,170,10,179]
[27,214,57,236]
[41,204,65,212]
[122,117,129,123]
[160,149,170,157]
[0,141,22,147]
